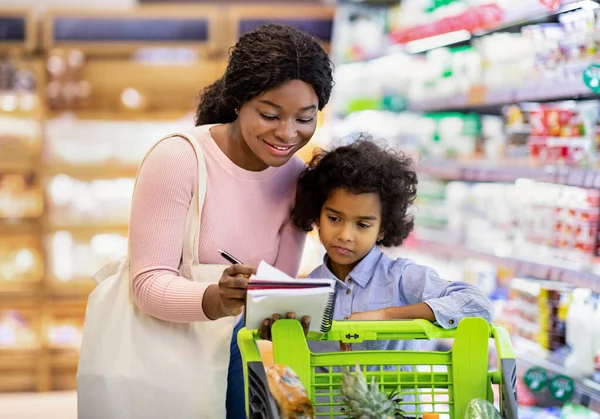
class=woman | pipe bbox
[129,23,334,417]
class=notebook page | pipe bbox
[245,287,333,334]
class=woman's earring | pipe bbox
[234,108,239,115]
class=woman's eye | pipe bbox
[297,117,314,124]
[260,114,278,121]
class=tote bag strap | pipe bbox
[128,131,207,267]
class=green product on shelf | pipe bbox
[548,374,575,402]
[524,367,547,392]
[381,95,407,113]
[345,97,381,115]
[583,64,600,93]
[238,317,518,419]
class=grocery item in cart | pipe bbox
[464,399,500,419]
[340,363,406,418]
[266,364,315,419]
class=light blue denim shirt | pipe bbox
[306,246,494,352]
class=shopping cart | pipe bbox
[237,317,518,419]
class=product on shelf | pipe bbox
[564,287,596,377]
[0,115,42,153]
[44,117,192,168]
[509,277,572,351]
[0,173,44,219]
[46,49,91,112]
[412,175,600,267]
[45,175,134,227]
[46,318,83,349]
[0,237,43,283]
[333,2,600,114]
[504,100,600,165]
[0,309,37,348]
[0,59,40,115]
[46,231,127,283]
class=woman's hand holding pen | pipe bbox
[203,264,256,320]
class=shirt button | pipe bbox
[448,319,455,325]
[346,289,351,295]
[344,316,349,320]
[348,278,353,284]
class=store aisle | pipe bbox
[0,391,77,419]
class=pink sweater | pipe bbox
[129,124,307,322]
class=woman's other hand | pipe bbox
[259,312,311,340]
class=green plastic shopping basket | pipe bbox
[238,317,518,419]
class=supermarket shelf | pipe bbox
[43,223,129,235]
[43,164,138,179]
[0,218,41,235]
[47,110,195,122]
[516,342,600,412]
[45,281,95,297]
[408,78,597,113]
[0,281,42,297]
[418,159,600,187]
[407,238,600,293]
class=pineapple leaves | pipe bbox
[340,363,406,419]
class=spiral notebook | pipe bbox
[244,261,337,334]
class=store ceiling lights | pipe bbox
[404,29,471,54]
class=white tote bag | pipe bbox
[76,132,235,419]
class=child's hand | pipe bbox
[348,309,390,321]
[259,312,311,341]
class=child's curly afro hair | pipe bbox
[291,136,418,247]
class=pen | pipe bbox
[218,249,243,265]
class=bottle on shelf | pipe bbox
[565,288,596,378]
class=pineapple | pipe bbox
[340,363,405,419]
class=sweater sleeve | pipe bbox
[129,136,212,323]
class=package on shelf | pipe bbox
[0,236,44,283]
[44,117,193,167]
[0,115,42,150]
[330,110,482,161]
[504,100,600,165]
[514,179,600,263]
[509,277,572,351]
[46,231,127,283]
[412,176,600,267]
[45,174,134,226]
[45,305,85,350]
[0,173,44,219]
[331,4,391,64]
[0,309,38,349]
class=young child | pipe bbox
[289,136,494,352]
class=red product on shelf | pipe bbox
[390,3,504,44]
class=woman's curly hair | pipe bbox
[195,23,334,126]
[291,137,418,247]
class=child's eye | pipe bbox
[358,223,371,229]
[260,113,279,121]
[328,216,340,223]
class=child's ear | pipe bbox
[377,232,384,242]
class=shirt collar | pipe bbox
[322,246,382,288]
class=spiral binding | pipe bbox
[320,291,336,333]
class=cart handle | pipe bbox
[324,319,458,343]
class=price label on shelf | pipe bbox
[467,85,487,105]
[583,64,600,93]
[524,367,547,392]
